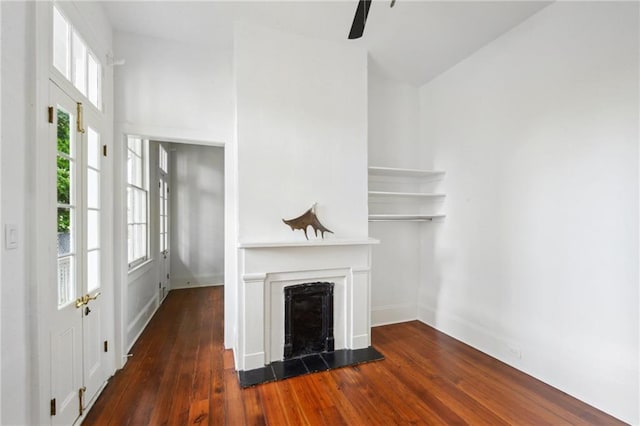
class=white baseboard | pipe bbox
[417,303,507,359]
[243,351,265,371]
[352,333,370,349]
[171,276,224,289]
[126,294,159,352]
[171,280,224,290]
[417,303,636,424]
[371,303,417,327]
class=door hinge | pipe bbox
[104,340,108,352]
[76,102,85,134]
[167,273,170,279]
[103,144,108,157]
[78,386,86,416]
[47,106,54,124]
[50,398,56,416]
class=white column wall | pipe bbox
[231,23,369,363]
[234,23,368,243]
[1,3,33,423]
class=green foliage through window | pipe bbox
[57,110,71,233]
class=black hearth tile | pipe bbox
[238,366,276,388]
[271,358,308,380]
[349,346,385,365]
[301,354,330,373]
[321,349,351,369]
[238,347,385,388]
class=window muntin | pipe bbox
[127,136,149,268]
[52,5,102,110]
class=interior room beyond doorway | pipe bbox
[124,139,225,353]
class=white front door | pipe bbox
[50,82,106,424]
[159,144,170,300]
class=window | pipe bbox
[87,127,101,291]
[57,106,76,306]
[127,136,148,268]
[53,6,70,78]
[159,144,168,174]
[158,145,169,254]
[52,5,102,109]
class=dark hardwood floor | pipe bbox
[83,287,623,425]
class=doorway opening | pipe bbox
[119,138,225,364]
[163,142,225,291]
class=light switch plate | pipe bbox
[5,224,18,250]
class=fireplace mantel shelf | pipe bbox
[238,238,379,249]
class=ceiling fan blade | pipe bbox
[348,0,372,40]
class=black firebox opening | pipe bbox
[284,282,335,359]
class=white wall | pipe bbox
[170,143,225,287]
[114,32,233,144]
[234,23,368,243]
[1,2,34,423]
[418,2,638,423]
[126,261,161,350]
[367,60,423,325]
[368,60,420,170]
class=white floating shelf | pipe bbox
[368,166,445,178]
[368,214,446,222]
[368,191,446,198]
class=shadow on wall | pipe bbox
[170,143,225,289]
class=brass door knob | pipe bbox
[75,292,101,308]
[87,291,101,302]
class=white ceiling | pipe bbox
[102,0,551,86]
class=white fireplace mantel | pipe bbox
[236,238,379,371]
[238,237,379,249]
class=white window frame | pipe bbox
[127,136,149,269]
[158,145,169,254]
[52,4,103,110]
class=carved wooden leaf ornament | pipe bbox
[282,204,334,240]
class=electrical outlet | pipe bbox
[5,224,18,250]
[507,343,522,359]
